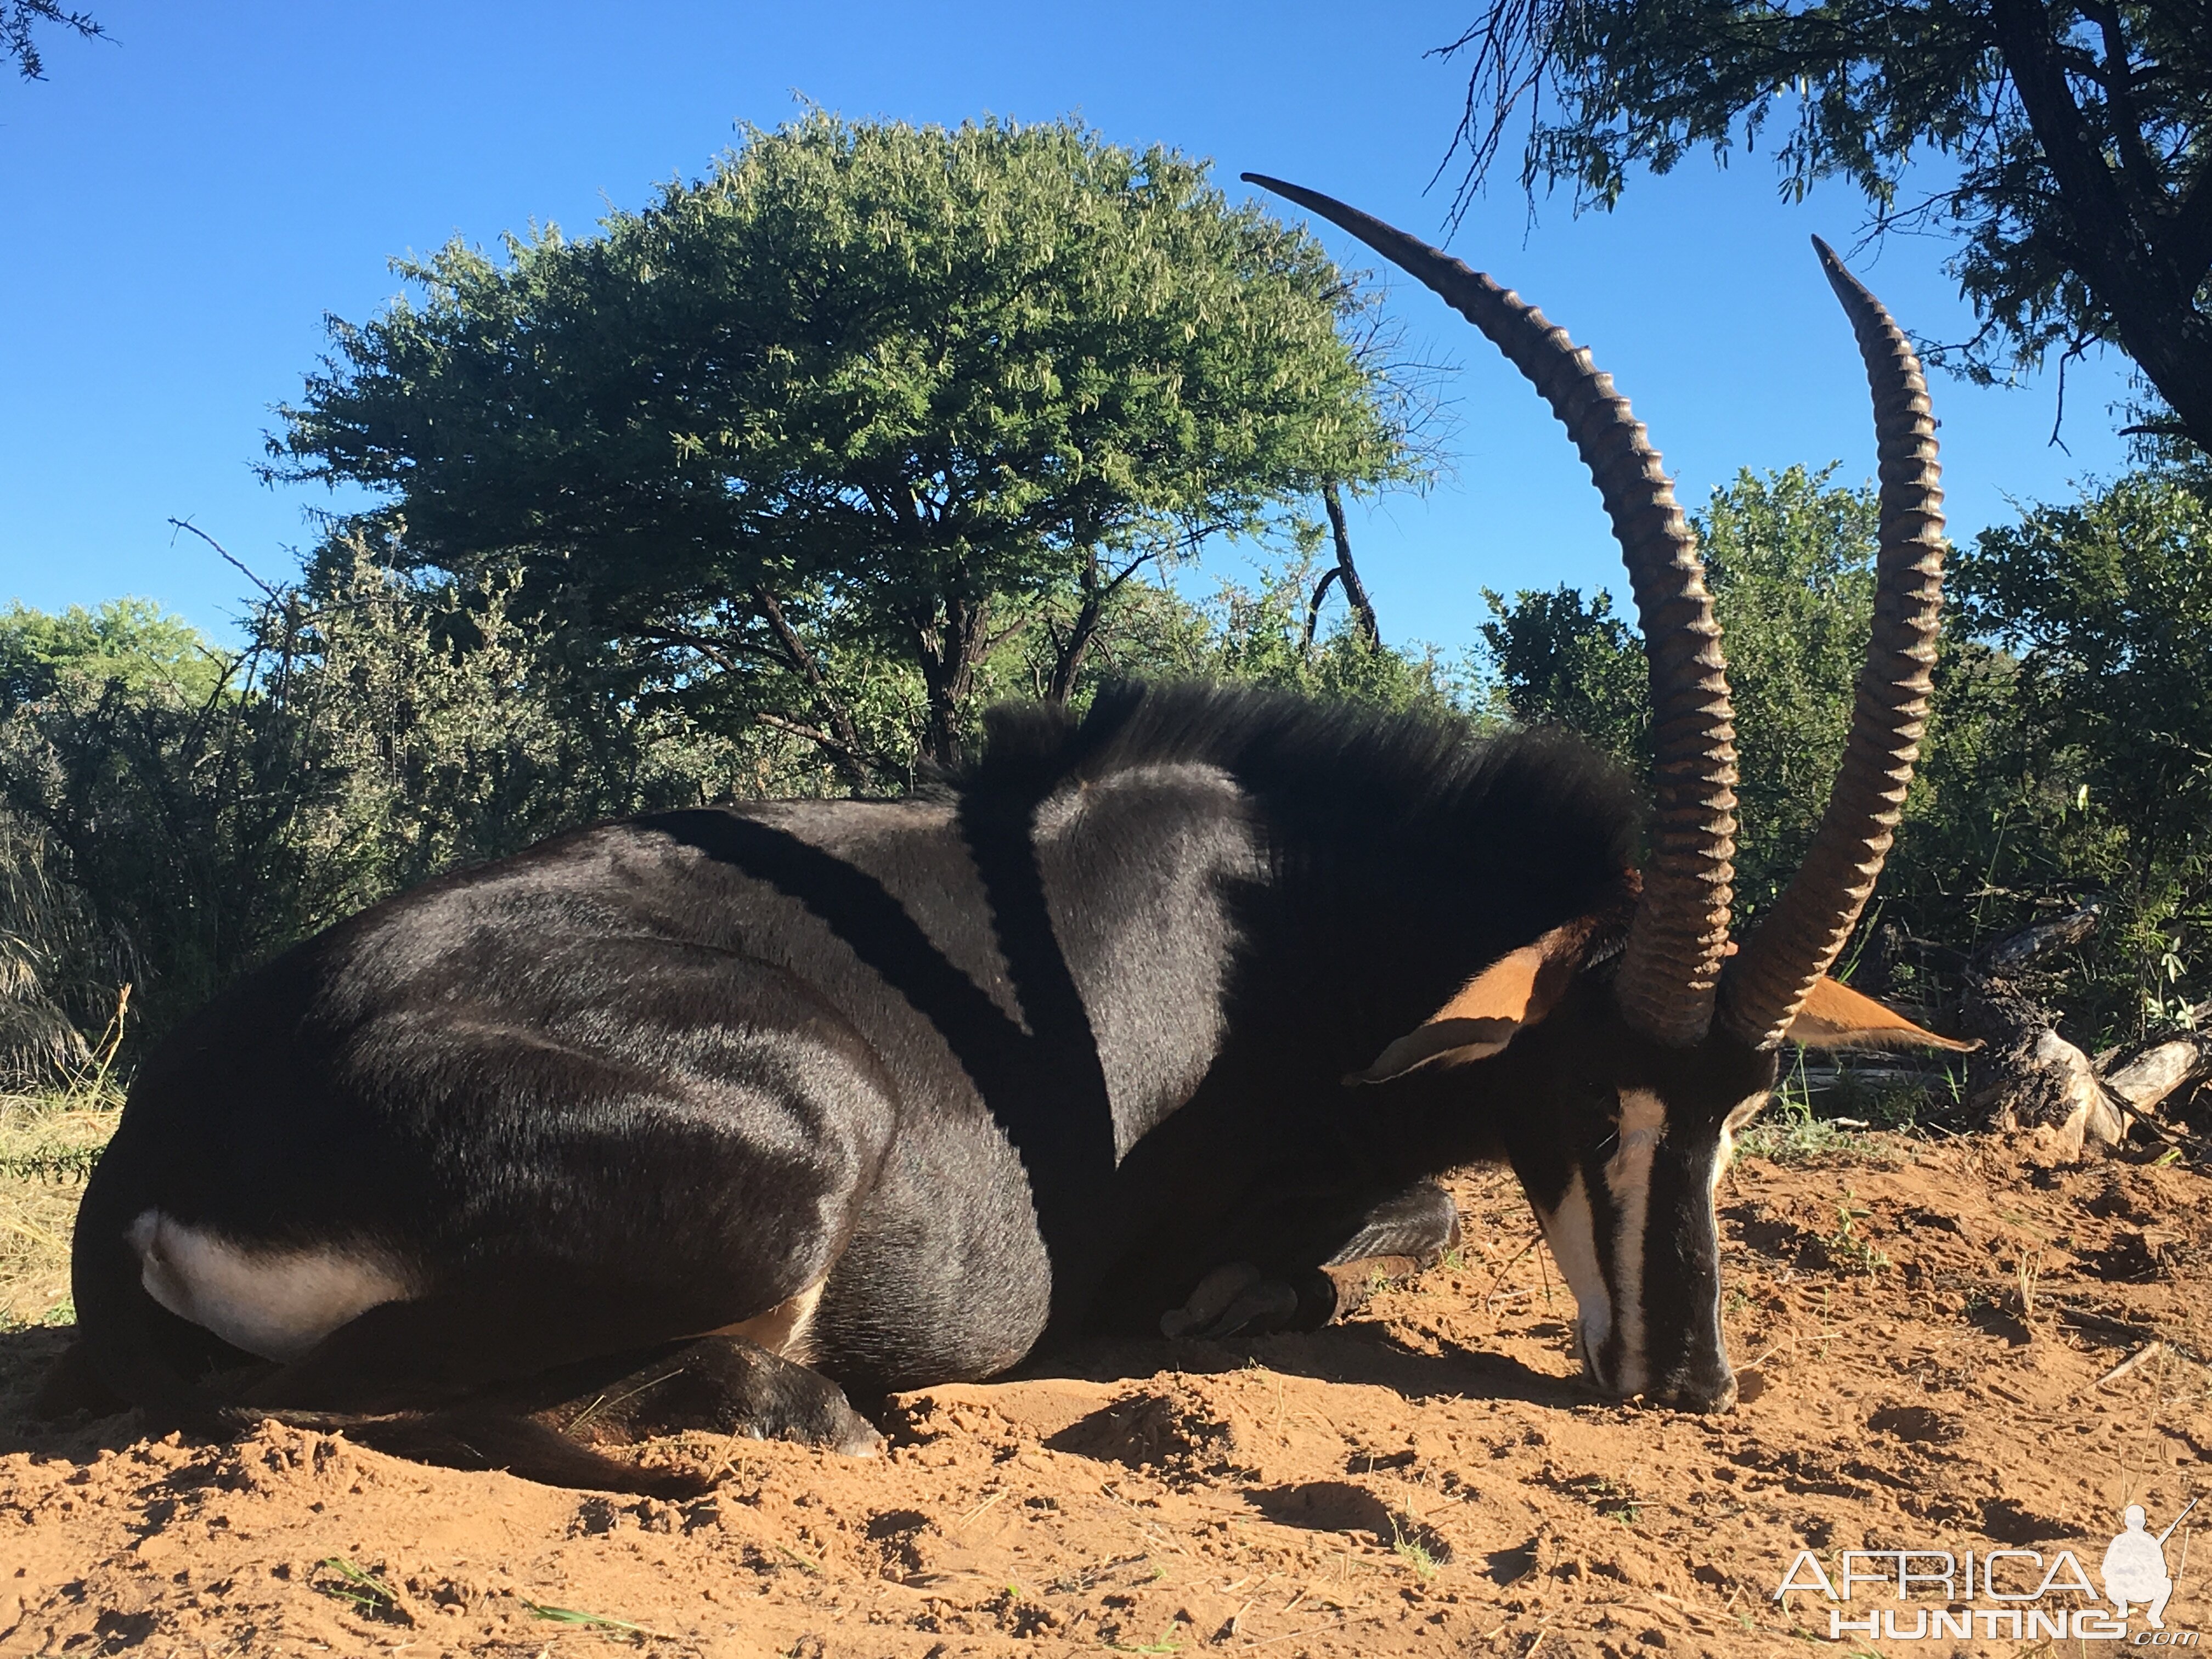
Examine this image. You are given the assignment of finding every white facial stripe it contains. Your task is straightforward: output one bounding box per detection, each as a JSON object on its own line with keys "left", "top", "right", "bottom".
{"left": 1533, "top": 1169, "right": 1610, "bottom": 1368}
{"left": 129, "top": 1209, "right": 412, "bottom": 1363}
{"left": 1602, "top": 1087, "right": 1666, "bottom": 1396}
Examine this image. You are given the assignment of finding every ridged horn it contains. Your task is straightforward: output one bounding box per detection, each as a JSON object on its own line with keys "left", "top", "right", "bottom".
{"left": 1717, "top": 238, "right": 1946, "bottom": 1048}
{"left": 1243, "top": 173, "right": 1736, "bottom": 1047}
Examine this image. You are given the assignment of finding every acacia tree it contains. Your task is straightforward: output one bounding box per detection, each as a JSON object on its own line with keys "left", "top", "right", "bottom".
{"left": 1439, "top": 3, "right": 2212, "bottom": 452}
{"left": 272, "top": 113, "right": 1420, "bottom": 776}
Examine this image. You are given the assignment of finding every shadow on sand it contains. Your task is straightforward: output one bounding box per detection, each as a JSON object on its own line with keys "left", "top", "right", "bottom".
{"left": 1014, "top": 1316, "right": 1597, "bottom": 1412}
{"left": 0, "top": 1323, "right": 145, "bottom": 1463}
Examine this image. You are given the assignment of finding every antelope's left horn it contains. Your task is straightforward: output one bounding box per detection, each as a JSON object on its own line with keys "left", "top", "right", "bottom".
{"left": 1717, "top": 238, "right": 1947, "bottom": 1048}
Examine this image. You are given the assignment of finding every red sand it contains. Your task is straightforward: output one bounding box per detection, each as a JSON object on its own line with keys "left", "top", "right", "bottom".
{"left": 5, "top": 1135, "right": 2207, "bottom": 1657}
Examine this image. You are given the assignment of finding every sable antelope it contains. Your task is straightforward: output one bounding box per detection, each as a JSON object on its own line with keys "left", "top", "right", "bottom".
{"left": 42, "top": 182, "right": 1969, "bottom": 1494}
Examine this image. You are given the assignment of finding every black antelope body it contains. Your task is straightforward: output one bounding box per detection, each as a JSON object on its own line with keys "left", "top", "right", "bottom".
{"left": 42, "top": 182, "right": 1971, "bottom": 1493}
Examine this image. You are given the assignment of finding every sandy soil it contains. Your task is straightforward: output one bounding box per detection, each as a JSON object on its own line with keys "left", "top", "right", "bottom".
{"left": 3, "top": 1132, "right": 2207, "bottom": 1658}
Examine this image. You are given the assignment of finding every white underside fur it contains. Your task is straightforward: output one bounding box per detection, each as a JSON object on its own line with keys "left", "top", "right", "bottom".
{"left": 128, "top": 1209, "right": 412, "bottom": 1363}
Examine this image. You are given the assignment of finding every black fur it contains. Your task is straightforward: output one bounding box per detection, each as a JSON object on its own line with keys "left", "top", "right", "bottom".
{"left": 65, "top": 681, "right": 1748, "bottom": 1482}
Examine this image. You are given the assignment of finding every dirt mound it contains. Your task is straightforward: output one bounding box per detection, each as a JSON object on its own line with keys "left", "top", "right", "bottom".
{"left": 4, "top": 1133, "right": 2208, "bottom": 1656}
{"left": 1041, "top": 1382, "right": 1252, "bottom": 1481}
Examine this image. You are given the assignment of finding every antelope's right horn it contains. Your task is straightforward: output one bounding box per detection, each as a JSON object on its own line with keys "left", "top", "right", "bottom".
{"left": 1242, "top": 173, "right": 1738, "bottom": 1047}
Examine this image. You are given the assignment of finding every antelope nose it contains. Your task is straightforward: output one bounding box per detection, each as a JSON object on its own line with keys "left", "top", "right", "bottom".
{"left": 1653, "top": 1365, "right": 1737, "bottom": 1414}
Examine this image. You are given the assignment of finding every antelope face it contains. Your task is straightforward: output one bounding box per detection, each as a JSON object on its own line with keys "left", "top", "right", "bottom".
{"left": 1498, "top": 1007, "right": 1778, "bottom": 1413}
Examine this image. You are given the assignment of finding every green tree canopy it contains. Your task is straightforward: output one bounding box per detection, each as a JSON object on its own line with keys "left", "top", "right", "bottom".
{"left": 1697, "top": 462, "right": 1879, "bottom": 909}
{"left": 1960, "top": 469, "right": 2212, "bottom": 864}
{"left": 1478, "top": 583, "right": 1646, "bottom": 761}
{"left": 1439, "top": 2, "right": 2212, "bottom": 453}
{"left": 0, "top": 599, "right": 228, "bottom": 709}
{"left": 271, "top": 111, "right": 1424, "bottom": 773}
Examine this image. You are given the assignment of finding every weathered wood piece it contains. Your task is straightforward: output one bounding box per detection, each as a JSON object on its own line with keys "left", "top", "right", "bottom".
{"left": 1961, "top": 904, "right": 2127, "bottom": 1159}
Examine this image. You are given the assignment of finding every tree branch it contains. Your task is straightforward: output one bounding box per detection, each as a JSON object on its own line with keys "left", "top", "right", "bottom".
{"left": 749, "top": 709, "right": 876, "bottom": 781}
{"left": 1303, "top": 567, "right": 1343, "bottom": 654}
{"left": 1319, "top": 480, "right": 1381, "bottom": 646}
{"left": 2161, "top": 158, "right": 2212, "bottom": 289}
{"left": 167, "top": 517, "right": 285, "bottom": 604}
{"left": 749, "top": 584, "right": 879, "bottom": 787}
{"left": 1988, "top": 0, "right": 2212, "bottom": 450}
{"left": 2079, "top": 0, "right": 2163, "bottom": 226}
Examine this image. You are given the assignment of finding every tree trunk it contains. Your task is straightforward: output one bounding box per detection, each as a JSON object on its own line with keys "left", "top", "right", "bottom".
{"left": 1045, "top": 554, "right": 1104, "bottom": 706}
{"left": 1962, "top": 975, "right": 2126, "bottom": 1158}
{"left": 1319, "top": 481, "right": 1381, "bottom": 646}
{"left": 1960, "top": 902, "right": 2128, "bottom": 1158}
{"left": 2100, "top": 1001, "right": 2212, "bottom": 1114}
{"left": 916, "top": 596, "right": 988, "bottom": 769}
{"left": 1988, "top": 0, "right": 2212, "bottom": 454}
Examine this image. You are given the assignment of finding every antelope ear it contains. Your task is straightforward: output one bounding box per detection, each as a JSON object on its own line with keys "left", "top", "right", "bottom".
{"left": 1350, "top": 917, "right": 1595, "bottom": 1085}
{"left": 1785, "top": 975, "right": 1979, "bottom": 1052}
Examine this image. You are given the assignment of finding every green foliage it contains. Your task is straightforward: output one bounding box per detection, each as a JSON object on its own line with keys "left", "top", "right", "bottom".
{"left": 0, "top": 597, "right": 226, "bottom": 1082}
{"left": 0, "top": 809, "right": 107, "bottom": 1087}
{"left": 1437, "top": 3, "right": 2212, "bottom": 451}
{"left": 1698, "top": 464, "right": 1878, "bottom": 912}
{"left": 1477, "top": 583, "right": 1646, "bottom": 763}
{"left": 1961, "top": 472, "right": 2212, "bottom": 862}
{"left": 1477, "top": 462, "right": 2210, "bottom": 1049}
{"left": 0, "top": 550, "right": 788, "bottom": 1056}
{"left": 1918, "top": 470, "right": 2212, "bottom": 1039}
{"left": 272, "top": 111, "right": 1425, "bottom": 770}
{"left": 1166, "top": 557, "right": 1464, "bottom": 713}
{"left": 0, "top": 598, "right": 228, "bottom": 708}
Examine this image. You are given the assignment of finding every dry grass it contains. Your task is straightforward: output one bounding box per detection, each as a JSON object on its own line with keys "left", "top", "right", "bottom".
{"left": 0, "top": 991, "right": 126, "bottom": 1328}
{"left": 0, "top": 1094, "right": 116, "bottom": 1327}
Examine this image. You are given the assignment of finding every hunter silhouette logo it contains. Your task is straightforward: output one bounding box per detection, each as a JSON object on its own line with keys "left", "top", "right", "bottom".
{"left": 1774, "top": 1496, "right": 2201, "bottom": 1643}
{"left": 2106, "top": 1499, "right": 2198, "bottom": 1630}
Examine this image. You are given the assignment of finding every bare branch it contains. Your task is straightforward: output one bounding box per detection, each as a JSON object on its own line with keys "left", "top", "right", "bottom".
{"left": 167, "top": 517, "right": 286, "bottom": 605}
{"left": 1303, "top": 567, "right": 1343, "bottom": 654}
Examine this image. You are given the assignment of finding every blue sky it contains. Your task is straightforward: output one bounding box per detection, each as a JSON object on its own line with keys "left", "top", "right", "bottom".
{"left": 1, "top": 0, "right": 2137, "bottom": 656}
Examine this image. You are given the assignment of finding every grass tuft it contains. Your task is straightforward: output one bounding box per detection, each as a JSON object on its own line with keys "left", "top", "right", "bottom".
{"left": 1389, "top": 1518, "right": 1441, "bottom": 1581}
{"left": 1107, "top": 1627, "right": 1183, "bottom": 1654}
{"left": 0, "top": 989, "right": 129, "bottom": 1325}
{"left": 0, "top": 1098, "right": 121, "bottom": 1328}
{"left": 311, "top": 1556, "right": 415, "bottom": 1626}
{"left": 524, "top": 1601, "right": 648, "bottom": 1632}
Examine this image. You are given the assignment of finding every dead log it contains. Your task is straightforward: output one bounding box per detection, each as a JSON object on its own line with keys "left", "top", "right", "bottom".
{"left": 1961, "top": 904, "right": 2128, "bottom": 1159}
{"left": 2103, "top": 1032, "right": 2212, "bottom": 1113}
{"left": 1977, "top": 901, "right": 2103, "bottom": 973}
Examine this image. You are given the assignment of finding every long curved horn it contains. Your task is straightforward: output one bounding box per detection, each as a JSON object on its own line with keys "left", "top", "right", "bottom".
{"left": 1717, "top": 239, "right": 1946, "bottom": 1048}
{"left": 1243, "top": 174, "right": 1736, "bottom": 1047}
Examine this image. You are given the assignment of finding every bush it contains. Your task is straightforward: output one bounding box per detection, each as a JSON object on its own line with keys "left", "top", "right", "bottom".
{"left": 1479, "top": 464, "right": 2212, "bottom": 1051}
{"left": 0, "top": 546, "right": 791, "bottom": 1058}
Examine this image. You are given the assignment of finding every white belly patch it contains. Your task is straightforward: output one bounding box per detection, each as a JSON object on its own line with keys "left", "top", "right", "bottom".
{"left": 128, "top": 1209, "right": 413, "bottom": 1363}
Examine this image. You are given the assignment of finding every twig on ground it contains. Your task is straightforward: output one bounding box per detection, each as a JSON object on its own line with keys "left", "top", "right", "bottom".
{"left": 2097, "top": 1342, "right": 2164, "bottom": 1387}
